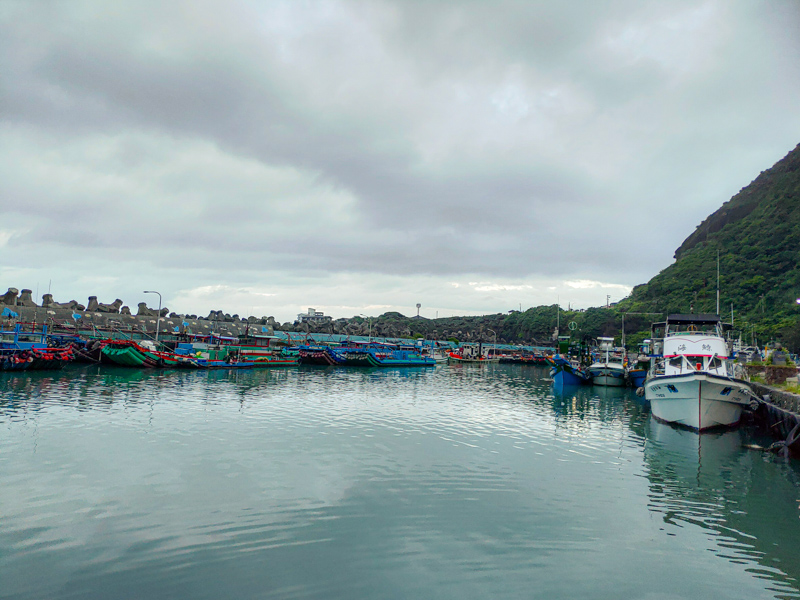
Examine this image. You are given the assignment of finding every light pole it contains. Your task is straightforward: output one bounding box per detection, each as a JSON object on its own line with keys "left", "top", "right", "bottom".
{"left": 360, "top": 314, "right": 372, "bottom": 343}
{"left": 487, "top": 328, "right": 497, "bottom": 358}
{"left": 143, "top": 290, "right": 162, "bottom": 345}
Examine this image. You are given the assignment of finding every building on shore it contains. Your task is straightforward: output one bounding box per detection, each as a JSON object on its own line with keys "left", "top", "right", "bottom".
{"left": 297, "top": 308, "right": 332, "bottom": 325}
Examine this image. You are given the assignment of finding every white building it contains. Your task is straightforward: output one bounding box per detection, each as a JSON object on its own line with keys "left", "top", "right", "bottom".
{"left": 297, "top": 308, "right": 332, "bottom": 325}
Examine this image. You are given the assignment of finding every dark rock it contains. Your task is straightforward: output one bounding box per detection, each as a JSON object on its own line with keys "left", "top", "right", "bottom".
{"left": 18, "top": 289, "right": 37, "bottom": 307}
{"left": 121, "top": 306, "right": 131, "bottom": 315}
{"left": 86, "top": 296, "right": 99, "bottom": 311}
{"left": 137, "top": 302, "right": 157, "bottom": 317}
{"left": 97, "top": 299, "right": 123, "bottom": 313}
{"left": 1, "top": 288, "right": 19, "bottom": 305}
{"left": 42, "top": 294, "right": 82, "bottom": 310}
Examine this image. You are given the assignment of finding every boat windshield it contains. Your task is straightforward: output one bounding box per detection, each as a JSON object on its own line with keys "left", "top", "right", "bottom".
{"left": 667, "top": 322, "right": 720, "bottom": 336}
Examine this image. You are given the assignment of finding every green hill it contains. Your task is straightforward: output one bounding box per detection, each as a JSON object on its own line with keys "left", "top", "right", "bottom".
{"left": 621, "top": 142, "right": 800, "bottom": 349}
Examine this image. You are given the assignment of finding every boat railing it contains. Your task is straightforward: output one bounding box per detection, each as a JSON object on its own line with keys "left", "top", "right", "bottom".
{"left": 650, "top": 357, "right": 666, "bottom": 377}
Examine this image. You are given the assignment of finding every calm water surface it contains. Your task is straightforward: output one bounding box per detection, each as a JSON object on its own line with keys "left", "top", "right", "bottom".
{"left": 1, "top": 365, "right": 799, "bottom": 599}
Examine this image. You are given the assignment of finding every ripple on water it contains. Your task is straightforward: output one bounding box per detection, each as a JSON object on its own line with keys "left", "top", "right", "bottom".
{"left": 1, "top": 365, "right": 799, "bottom": 600}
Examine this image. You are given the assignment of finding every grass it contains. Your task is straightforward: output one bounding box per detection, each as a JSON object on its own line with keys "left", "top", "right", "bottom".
{"left": 775, "top": 379, "right": 800, "bottom": 395}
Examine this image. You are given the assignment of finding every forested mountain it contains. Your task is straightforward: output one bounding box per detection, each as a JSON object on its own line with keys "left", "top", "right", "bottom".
{"left": 620, "top": 142, "right": 800, "bottom": 349}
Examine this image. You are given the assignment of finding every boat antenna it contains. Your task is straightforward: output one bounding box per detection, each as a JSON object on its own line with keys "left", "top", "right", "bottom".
{"left": 716, "top": 249, "right": 720, "bottom": 315}
{"left": 556, "top": 295, "right": 560, "bottom": 335}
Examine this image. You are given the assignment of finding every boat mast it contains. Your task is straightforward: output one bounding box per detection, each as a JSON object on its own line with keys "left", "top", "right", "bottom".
{"left": 556, "top": 296, "right": 560, "bottom": 335}
{"left": 716, "top": 249, "right": 720, "bottom": 315}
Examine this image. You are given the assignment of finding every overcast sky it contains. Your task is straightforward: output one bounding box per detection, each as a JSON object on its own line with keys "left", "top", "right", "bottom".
{"left": 2, "top": 1, "right": 799, "bottom": 322}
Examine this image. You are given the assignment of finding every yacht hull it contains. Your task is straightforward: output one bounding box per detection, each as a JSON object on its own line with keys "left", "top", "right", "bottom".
{"left": 644, "top": 373, "right": 752, "bottom": 430}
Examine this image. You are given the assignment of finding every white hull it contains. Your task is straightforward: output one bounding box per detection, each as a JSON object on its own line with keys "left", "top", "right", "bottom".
{"left": 644, "top": 373, "right": 752, "bottom": 430}
{"left": 592, "top": 373, "right": 626, "bottom": 387}
{"left": 588, "top": 364, "right": 627, "bottom": 387}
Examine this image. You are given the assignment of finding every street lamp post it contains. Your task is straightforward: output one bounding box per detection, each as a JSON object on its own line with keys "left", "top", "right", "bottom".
{"left": 360, "top": 314, "right": 372, "bottom": 343}
{"left": 486, "top": 328, "right": 497, "bottom": 358}
{"left": 143, "top": 290, "right": 162, "bottom": 345}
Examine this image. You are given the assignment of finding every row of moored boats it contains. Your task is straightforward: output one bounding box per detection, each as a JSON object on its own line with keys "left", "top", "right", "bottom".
{"left": 2, "top": 315, "right": 761, "bottom": 431}
{"left": 546, "top": 314, "right": 759, "bottom": 431}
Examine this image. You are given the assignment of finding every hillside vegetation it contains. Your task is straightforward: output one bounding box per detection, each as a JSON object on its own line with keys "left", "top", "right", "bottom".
{"left": 620, "top": 142, "right": 800, "bottom": 349}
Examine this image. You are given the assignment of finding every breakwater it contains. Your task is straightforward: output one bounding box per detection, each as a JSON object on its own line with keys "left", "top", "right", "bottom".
{"left": 3, "top": 303, "right": 273, "bottom": 339}
{"left": 0, "top": 286, "right": 551, "bottom": 346}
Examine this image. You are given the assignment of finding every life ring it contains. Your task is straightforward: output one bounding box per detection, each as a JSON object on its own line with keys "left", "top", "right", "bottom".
{"left": 687, "top": 325, "right": 697, "bottom": 332}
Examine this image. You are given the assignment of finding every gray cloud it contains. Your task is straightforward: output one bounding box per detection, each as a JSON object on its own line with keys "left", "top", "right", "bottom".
{"left": 1, "top": 0, "right": 799, "bottom": 320}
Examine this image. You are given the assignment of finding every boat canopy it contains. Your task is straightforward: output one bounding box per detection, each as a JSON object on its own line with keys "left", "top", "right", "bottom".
{"left": 666, "top": 314, "right": 720, "bottom": 324}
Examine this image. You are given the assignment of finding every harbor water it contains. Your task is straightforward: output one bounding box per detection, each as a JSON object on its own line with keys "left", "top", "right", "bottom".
{"left": 2, "top": 365, "right": 799, "bottom": 599}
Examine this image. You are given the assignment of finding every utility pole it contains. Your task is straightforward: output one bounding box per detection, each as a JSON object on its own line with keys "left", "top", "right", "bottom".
{"left": 556, "top": 295, "right": 560, "bottom": 335}
{"left": 143, "top": 290, "right": 162, "bottom": 345}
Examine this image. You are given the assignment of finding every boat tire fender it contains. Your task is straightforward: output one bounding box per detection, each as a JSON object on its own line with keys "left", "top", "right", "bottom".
{"left": 635, "top": 387, "right": 645, "bottom": 397}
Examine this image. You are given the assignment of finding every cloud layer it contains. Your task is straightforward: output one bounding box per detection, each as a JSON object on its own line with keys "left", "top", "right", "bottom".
{"left": 2, "top": 1, "right": 799, "bottom": 320}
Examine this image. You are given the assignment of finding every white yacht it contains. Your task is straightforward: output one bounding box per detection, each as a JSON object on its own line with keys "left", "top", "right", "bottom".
{"left": 644, "top": 314, "right": 754, "bottom": 431}
{"left": 587, "top": 337, "right": 627, "bottom": 387}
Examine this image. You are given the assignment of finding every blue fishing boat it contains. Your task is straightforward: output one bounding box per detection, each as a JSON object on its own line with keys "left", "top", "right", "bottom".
{"left": 368, "top": 344, "right": 435, "bottom": 367}
{"left": 628, "top": 340, "right": 652, "bottom": 389}
{"left": 546, "top": 335, "right": 590, "bottom": 386}
{"left": 337, "top": 343, "right": 436, "bottom": 367}
{"left": 547, "top": 354, "right": 591, "bottom": 386}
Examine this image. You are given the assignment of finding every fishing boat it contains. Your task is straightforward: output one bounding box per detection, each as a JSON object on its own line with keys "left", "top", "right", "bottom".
{"left": 628, "top": 339, "right": 652, "bottom": 389}
{"left": 369, "top": 345, "right": 435, "bottom": 367}
{"left": 546, "top": 354, "right": 591, "bottom": 386}
{"left": 587, "top": 337, "right": 627, "bottom": 387}
{"left": 546, "top": 336, "right": 591, "bottom": 386}
{"left": 336, "top": 343, "right": 436, "bottom": 367}
{"left": 0, "top": 324, "right": 74, "bottom": 371}
{"left": 499, "top": 352, "right": 548, "bottom": 365}
{"left": 447, "top": 343, "right": 500, "bottom": 364}
{"left": 419, "top": 345, "right": 450, "bottom": 364}
{"left": 297, "top": 345, "right": 346, "bottom": 366}
{"left": 173, "top": 339, "right": 298, "bottom": 368}
{"left": 101, "top": 339, "right": 197, "bottom": 368}
{"left": 643, "top": 314, "right": 754, "bottom": 431}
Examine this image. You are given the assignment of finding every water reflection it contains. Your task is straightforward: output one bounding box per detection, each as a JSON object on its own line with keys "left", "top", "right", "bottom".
{"left": 643, "top": 419, "right": 800, "bottom": 597}
{"left": 2, "top": 365, "right": 800, "bottom": 600}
